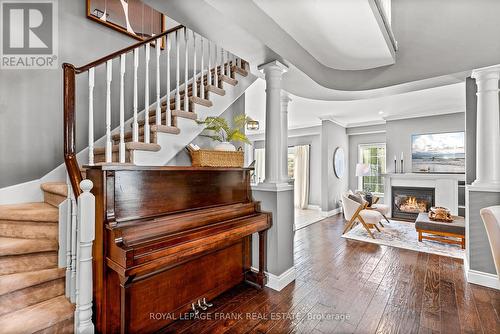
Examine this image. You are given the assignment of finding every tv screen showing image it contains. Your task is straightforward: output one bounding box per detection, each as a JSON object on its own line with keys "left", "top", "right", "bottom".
{"left": 411, "top": 132, "right": 465, "bottom": 173}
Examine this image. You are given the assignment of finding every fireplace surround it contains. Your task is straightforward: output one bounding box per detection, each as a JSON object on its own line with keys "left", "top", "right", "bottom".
{"left": 392, "top": 186, "right": 435, "bottom": 221}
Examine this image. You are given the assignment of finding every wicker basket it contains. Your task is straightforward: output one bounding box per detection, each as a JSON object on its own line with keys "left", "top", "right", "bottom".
{"left": 189, "top": 149, "right": 244, "bottom": 168}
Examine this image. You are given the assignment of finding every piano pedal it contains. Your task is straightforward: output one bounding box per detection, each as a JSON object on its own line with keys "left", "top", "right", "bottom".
{"left": 202, "top": 297, "right": 213, "bottom": 308}
{"left": 197, "top": 299, "right": 207, "bottom": 311}
{"left": 191, "top": 302, "right": 200, "bottom": 316}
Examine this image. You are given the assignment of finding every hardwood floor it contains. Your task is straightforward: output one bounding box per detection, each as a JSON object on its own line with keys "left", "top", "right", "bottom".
{"left": 160, "top": 214, "right": 500, "bottom": 334}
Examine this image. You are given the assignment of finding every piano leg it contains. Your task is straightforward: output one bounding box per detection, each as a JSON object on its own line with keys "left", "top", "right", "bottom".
{"left": 257, "top": 230, "right": 267, "bottom": 288}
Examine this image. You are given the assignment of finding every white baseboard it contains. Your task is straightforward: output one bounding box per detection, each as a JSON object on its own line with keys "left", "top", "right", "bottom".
{"left": 321, "top": 207, "right": 342, "bottom": 217}
{"left": 250, "top": 266, "right": 296, "bottom": 291}
{"left": 464, "top": 256, "right": 500, "bottom": 290}
{"left": 306, "top": 204, "right": 321, "bottom": 211}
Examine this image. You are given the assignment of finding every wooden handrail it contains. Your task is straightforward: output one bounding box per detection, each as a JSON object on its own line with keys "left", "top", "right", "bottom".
{"left": 63, "top": 25, "right": 184, "bottom": 197}
{"left": 75, "top": 25, "right": 184, "bottom": 73}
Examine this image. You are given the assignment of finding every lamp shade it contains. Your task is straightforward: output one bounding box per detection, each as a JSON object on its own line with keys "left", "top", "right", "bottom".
{"left": 355, "top": 163, "right": 372, "bottom": 177}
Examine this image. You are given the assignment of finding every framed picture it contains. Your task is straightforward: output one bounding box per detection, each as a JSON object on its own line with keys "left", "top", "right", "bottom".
{"left": 411, "top": 131, "right": 465, "bottom": 173}
{"left": 87, "top": 0, "right": 166, "bottom": 42}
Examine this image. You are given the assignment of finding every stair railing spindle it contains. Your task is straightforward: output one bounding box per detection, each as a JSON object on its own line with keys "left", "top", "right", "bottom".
{"left": 192, "top": 32, "right": 197, "bottom": 98}
{"left": 88, "top": 68, "right": 94, "bottom": 165}
{"left": 132, "top": 49, "right": 139, "bottom": 142}
{"left": 221, "top": 48, "right": 226, "bottom": 76}
{"left": 119, "top": 54, "right": 126, "bottom": 163}
{"left": 175, "top": 30, "right": 180, "bottom": 110}
{"left": 144, "top": 43, "right": 151, "bottom": 143}
{"left": 213, "top": 44, "right": 219, "bottom": 88}
{"left": 207, "top": 40, "right": 212, "bottom": 87}
{"left": 200, "top": 38, "right": 205, "bottom": 100}
{"left": 105, "top": 60, "right": 113, "bottom": 163}
{"left": 184, "top": 28, "right": 189, "bottom": 111}
{"left": 155, "top": 38, "right": 161, "bottom": 127}
{"left": 166, "top": 35, "right": 171, "bottom": 126}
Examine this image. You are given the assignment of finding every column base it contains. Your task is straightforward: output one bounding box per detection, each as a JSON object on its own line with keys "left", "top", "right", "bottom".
{"left": 470, "top": 180, "right": 500, "bottom": 192}
{"left": 252, "top": 182, "right": 293, "bottom": 192}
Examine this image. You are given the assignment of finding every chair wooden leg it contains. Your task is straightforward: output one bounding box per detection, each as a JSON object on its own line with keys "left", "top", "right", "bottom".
{"left": 358, "top": 217, "right": 375, "bottom": 239}
{"left": 418, "top": 230, "right": 422, "bottom": 242}
{"left": 343, "top": 217, "right": 356, "bottom": 234}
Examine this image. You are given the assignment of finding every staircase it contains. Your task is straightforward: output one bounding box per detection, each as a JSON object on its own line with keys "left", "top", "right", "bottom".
{"left": 0, "top": 182, "right": 74, "bottom": 333}
{"left": 0, "top": 24, "right": 256, "bottom": 334}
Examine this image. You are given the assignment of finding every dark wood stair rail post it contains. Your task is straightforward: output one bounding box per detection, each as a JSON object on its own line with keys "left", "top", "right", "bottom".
{"left": 62, "top": 25, "right": 185, "bottom": 198}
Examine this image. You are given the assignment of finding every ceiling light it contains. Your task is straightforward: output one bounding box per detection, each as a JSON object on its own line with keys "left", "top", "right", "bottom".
{"left": 378, "top": 111, "right": 384, "bottom": 115}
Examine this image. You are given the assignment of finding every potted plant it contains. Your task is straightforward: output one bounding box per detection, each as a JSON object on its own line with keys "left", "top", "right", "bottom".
{"left": 196, "top": 115, "right": 253, "bottom": 151}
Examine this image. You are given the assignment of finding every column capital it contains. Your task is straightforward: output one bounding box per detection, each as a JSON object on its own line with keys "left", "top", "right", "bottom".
{"left": 471, "top": 65, "right": 500, "bottom": 81}
{"left": 258, "top": 60, "right": 289, "bottom": 75}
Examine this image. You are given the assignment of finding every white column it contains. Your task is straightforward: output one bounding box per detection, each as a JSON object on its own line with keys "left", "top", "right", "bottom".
{"left": 471, "top": 66, "right": 500, "bottom": 189}
{"left": 257, "top": 60, "right": 289, "bottom": 184}
{"left": 280, "top": 92, "right": 292, "bottom": 182}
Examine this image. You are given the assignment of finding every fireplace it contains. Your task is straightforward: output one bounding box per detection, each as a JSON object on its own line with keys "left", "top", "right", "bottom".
{"left": 392, "top": 186, "right": 435, "bottom": 221}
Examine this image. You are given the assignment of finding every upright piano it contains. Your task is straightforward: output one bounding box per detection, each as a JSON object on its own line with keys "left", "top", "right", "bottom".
{"left": 85, "top": 166, "right": 271, "bottom": 334}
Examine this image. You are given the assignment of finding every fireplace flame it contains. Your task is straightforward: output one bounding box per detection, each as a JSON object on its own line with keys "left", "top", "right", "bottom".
{"left": 399, "top": 196, "right": 428, "bottom": 213}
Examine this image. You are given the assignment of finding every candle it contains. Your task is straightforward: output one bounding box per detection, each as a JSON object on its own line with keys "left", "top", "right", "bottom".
{"left": 400, "top": 152, "right": 404, "bottom": 160}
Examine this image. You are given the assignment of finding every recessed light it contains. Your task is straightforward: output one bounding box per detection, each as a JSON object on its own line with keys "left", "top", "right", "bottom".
{"left": 378, "top": 111, "right": 384, "bottom": 115}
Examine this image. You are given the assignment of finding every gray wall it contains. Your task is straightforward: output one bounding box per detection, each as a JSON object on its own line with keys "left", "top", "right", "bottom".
{"left": 321, "top": 120, "right": 349, "bottom": 212}
{"left": 348, "top": 132, "right": 387, "bottom": 192}
{"left": 254, "top": 131, "right": 321, "bottom": 207}
{"left": 168, "top": 94, "right": 246, "bottom": 165}
{"left": 467, "top": 190, "right": 500, "bottom": 275}
{"left": 386, "top": 113, "right": 465, "bottom": 173}
{"left": 0, "top": 1, "right": 191, "bottom": 188}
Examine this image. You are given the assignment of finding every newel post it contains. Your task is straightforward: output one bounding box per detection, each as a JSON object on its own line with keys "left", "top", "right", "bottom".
{"left": 76, "top": 180, "right": 95, "bottom": 334}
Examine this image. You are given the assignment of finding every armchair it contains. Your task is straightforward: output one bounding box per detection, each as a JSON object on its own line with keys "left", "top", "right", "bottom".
{"left": 480, "top": 206, "right": 500, "bottom": 278}
{"left": 342, "top": 193, "right": 384, "bottom": 239}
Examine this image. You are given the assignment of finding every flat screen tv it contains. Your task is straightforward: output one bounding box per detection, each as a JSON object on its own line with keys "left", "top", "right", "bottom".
{"left": 411, "top": 131, "right": 465, "bottom": 173}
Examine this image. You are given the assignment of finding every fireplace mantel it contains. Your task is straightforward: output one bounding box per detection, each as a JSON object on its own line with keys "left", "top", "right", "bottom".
{"left": 383, "top": 173, "right": 465, "bottom": 217}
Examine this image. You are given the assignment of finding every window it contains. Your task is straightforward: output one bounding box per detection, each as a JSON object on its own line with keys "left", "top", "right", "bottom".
{"left": 358, "top": 143, "right": 386, "bottom": 194}
{"left": 288, "top": 147, "right": 296, "bottom": 179}
{"left": 253, "top": 146, "right": 301, "bottom": 182}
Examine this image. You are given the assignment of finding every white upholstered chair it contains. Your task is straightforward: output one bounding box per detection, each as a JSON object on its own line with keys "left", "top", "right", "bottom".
{"left": 480, "top": 206, "right": 500, "bottom": 278}
{"left": 342, "top": 193, "right": 383, "bottom": 239}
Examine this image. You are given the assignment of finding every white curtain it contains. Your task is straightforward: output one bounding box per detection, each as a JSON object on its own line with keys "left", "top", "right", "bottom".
{"left": 294, "top": 145, "right": 310, "bottom": 209}
{"left": 254, "top": 148, "right": 266, "bottom": 183}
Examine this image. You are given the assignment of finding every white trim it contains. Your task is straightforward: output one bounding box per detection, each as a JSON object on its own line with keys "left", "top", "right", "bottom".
{"left": 263, "top": 266, "right": 296, "bottom": 291}
{"left": 251, "top": 183, "right": 294, "bottom": 192}
{"left": 307, "top": 204, "right": 321, "bottom": 210}
{"left": 347, "top": 130, "right": 386, "bottom": 136}
{"left": 321, "top": 207, "right": 342, "bottom": 217}
{"left": 0, "top": 179, "right": 43, "bottom": 205}
{"left": 381, "top": 108, "right": 463, "bottom": 122}
{"left": 345, "top": 120, "right": 386, "bottom": 128}
{"left": 467, "top": 184, "right": 500, "bottom": 193}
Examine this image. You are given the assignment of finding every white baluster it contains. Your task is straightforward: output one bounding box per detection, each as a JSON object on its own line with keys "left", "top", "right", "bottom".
{"left": 200, "top": 38, "right": 205, "bottom": 100}
{"left": 144, "top": 43, "right": 151, "bottom": 143}
{"left": 221, "top": 48, "right": 226, "bottom": 76}
{"left": 184, "top": 28, "right": 189, "bottom": 112}
{"left": 88, "top": 68, "right": 94, "bottom": 165}
{"left": 105, "top": 60, "right": 112, "bottom": 163}
{"left": 70, "top": 191, "right": 77, "bottom": 303}
{"left": 213, "top": 44, "right": 218, "bottom": 89}
{"left": 192, "top": 32, "right": 197, "bottom": 98}
{"left": 155, "top": 37, "right": 161, "bottom": 127}
{"left": 132, "top": 49, "right": 139, "bottom": 142}
{"left": 166, "top": 35, "right": 171, "bottom": 126}
{"left": 207, "top": 40, "right": 212, "bottom": 88}
{"left": 76, "top": 180, "right": 95, "bottom": 334}
{"left": 119, "top": 55, "right": 126, "bottom": 163}
{"left": 175, "top": 30, "right": 180, "bottom": 110}
{"left": 65, "top": 177, "right": 72, "bottom": 298}
{"left": 227, "top": 51, "right": 231, "bottom": 77}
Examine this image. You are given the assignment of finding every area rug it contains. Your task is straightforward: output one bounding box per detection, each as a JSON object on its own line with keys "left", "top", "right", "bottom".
{"left": 342, "top": 220, "right": 464, "bottom": 259}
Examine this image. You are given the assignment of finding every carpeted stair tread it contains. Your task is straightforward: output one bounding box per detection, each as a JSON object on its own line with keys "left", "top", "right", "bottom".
{"left": 0, "top": 203, "right": 58, "bottom": 223}
{"left": 0, "top": 295, "right": 74, "bottom": 334}
{"left": 0, "top": 268, "right": 65, "bottom": 296}
{"left": 40, "top": 182, "right": 67, "bottom": 198}
{"left": 0, "top": 237, "right": 58, "bottom": 256}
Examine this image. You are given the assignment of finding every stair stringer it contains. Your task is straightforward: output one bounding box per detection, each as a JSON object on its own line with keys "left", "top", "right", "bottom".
{"left": 133, "top": 71, "right": 257, "bottom": 166}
